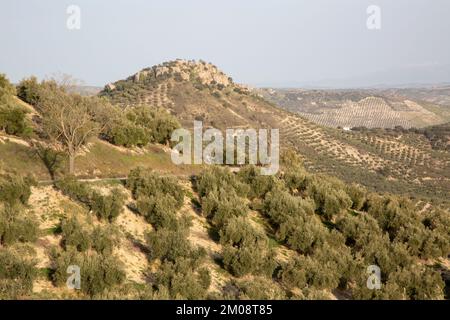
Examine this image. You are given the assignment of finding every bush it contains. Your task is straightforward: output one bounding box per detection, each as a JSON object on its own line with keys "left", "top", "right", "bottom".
{"left": 91, "top": 226, "right": 119, "bottom": 255}
{"left": 195, "top": 166, "right": 249, "bottom": 198}
{"left": 146, "top": 228, "right": 204, "bottom": 262}
{"left": 237, "top": 165, "right": 280, "bottom": 199}
{"left": 279, "top": 255, "right": 340, "bottom": 291}
{"left": 136, "top": 195, "right": 180, "bottom": 230}
{"left": 90, "top": 189, "right": 124, "bottom": 222}
{"left": 127, "top": 168, "right": 184, "bottom": 209}
{"left": 0, "top": 247, "right": 36, "bottom": 299}
{"left": 0, "top": 174, "right": 33, "bottom": 206}
{"left": 56, "top": 177, "right": 125, "bottom": 222}
{"left": 16, "top": 76, "right": 41, "bottom": 106}
{"left": 60, "top": 216, "right": 91, "bottom": 252}
{"left": 306, "top": 179, "right": 352, "bottom": 220}
{"left": 201, "top": 188, "right": 248, "bottom": 228}
{"left": 52, "top": 248, "right": 125, "bottom": 297}
{"left": 263, "top": 190, "right": 315, "bottom": 225}
{"left": 0, "top": 106, "right": 32, "bottom": 137}
{"left": 104, "top": 106, "right": 180, "bottom": 147}
{"left": 276, "top": 215, "right": 327, "bottom": 254}
{"left": 0, "top": 206, "right": 38, "bottom": 246}
{"left": 55, "top": 176, "right": 91, "bottom": 205}
{"left": 105, "top": 120, "right": 150, "bottom": 147}
{"left": 153, "top": 258, "right": 210, "bottom": 299}
{"left": 220, "top": 217, "right": 276, "bottom": 277}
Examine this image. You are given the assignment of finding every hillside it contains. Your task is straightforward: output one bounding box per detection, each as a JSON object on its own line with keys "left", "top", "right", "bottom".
{"left": 257, "top": 88, "right": 450, "bottom": 129}
{"left": 1, "top": 64, "right": 449, "bottom": 301}
{"left": 99, "top": 60, "right": 450, "bottom": 203}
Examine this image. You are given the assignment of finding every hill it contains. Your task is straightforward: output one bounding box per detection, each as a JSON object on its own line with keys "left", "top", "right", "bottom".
{"left": 99, "top": 60, "right": 450, "bottom": 203}
{"left": 0, "top": 65, "right": 449, "bottom": 300}
{"left": 257, "top": 88, "right": 450, "bottom": 129}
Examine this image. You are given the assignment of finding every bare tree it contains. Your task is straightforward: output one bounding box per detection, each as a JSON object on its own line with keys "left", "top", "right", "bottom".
{"left": 38, "top": 85, "right": 98, "bottom": 175}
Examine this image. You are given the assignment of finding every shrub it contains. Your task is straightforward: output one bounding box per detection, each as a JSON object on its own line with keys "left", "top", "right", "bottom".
{"left": 0, "top": 174, "right": 33, "bottom": 206}
{"left": 105, "top": 120, "right": 150, "bottom": 147}
{"left": 195, "top": 166, "right": 249, "bottom": 198}
{"left": 0, "top": 247, "right": 36, "bottom": 299}
{"left": 237, "top": 165, "right": 280, "bottom": 199}
{"left": 153, "top": 258, "right": 210, "bottom": 299}
{"left": 55, "top": 176, "right": 91, "bottom": 205}
{"left": 306, "top": 180, "right": 352, "bottom": 220}
{"left": 52, "top": 248, "right": 125, "bottom": 297}
{"left": 127, "top": 168, "right": 184, "bottom": 209}
{"left": 201, "top": 188, "right": 248, "bottom": 228}
{"left": 146, "top": 228, "right": 204, "bottom": 262}
{"left": 276, "top": 215, "right": 327, "bottom": 254}
{"left": 91, "top": 226, "right": 119, "bottom": 255}
{"left": 221, "top": 217, "right": 276, "bottom": 277}
{"left": 263, "top": 190, "right": 315, "bottom": 225}
{"left": 279, "top": 255, "right": 340, "bottom": 291}
{"left": 136, "top": 195, "right": 180, "bottom": 230}
{"left": 56, "top": 177, "right": 125, "bottom": 222}
{"left": 60, "top": 216, "right": 91, "bottom": 252}
{"left": 0, "top": 206, "right": 38, "bottom": 246}
{"left": 0, "top": 106, "right": 32, "bottom": 137}
{"left": 16, "top": 76, "right": 41, "bottom": 106}
{"left": 90, "top": 189, "right": 125, "bottom": 222}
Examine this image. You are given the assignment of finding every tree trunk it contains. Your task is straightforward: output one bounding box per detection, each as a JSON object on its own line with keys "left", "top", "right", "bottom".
{"left": 69, "top": 153, "right": 75, "bottom": 175}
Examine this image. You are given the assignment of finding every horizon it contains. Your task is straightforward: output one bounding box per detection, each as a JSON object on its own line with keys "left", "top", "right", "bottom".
{"left": 1, "top": 0, "right": 450, "bottom": 88}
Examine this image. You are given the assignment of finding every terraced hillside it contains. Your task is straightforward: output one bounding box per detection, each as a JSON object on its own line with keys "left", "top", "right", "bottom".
{"left": 100, "top": 60, "right": 450, "bottom": 203}
{"left": 258, "top": 88, "right": 450, "bottom": 129}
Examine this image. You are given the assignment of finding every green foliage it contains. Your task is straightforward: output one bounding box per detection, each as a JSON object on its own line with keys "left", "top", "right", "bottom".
{"left": 127, "top": 168, "right": 184, "bottom": 208}
{"left": 276, "top": 215, "right": 328, "bottom": 254}
{"left": 60, "top": 216, "right": 118, "bottom": 254}
{"left": 0, "top": 247, "right": 36, "bottom": 299}
{"left": 0, "top": 205, "right": 39, "bottom": 246}
{"left": 263, "top": 190, "right": 315, "bottom": 225}
{"left": 16, "top": 76, "right": 41, "bottom": 106}
{"left": 220, "top": 216, "right": 276, "bottom": 277}
{"left": 55, "top": 176, "right": 125, "bottom": 222}
{"left": 0, "top": 105, "right": 32, "bottom": 137}
{"left": 90, "top": 189, "right": 125, "bottom": 222}
{"left": 52, "top": 248, "right": 125, "bottom": 297}
{"left": 237, "top": 165, "right": 280, "bottom": 199}
{"left": 55, "top": 176, "right": 91, "bottom": 205}
{"left": 146, "top": 228, "right": 203, "bottom": 262}
{"left": 104, "top": 106, "right": 180, "bottom": 147}
{"left": 0, "top": 173, "right": 33, "bottom": 206}
{"left": 201, "top": 188, "right": 248, "bottom": 228}
{"left": 195, "top": 166, "right": 249, "bottom": 198}
{"left": 136, "top": 195, "right": 180, "bottom": 230}
{"left": 60, "top": 216, "right": 91, "bottom": 252}
{"left": 305, "top": 177, "right": 352, "bottom": 220}
{"left": 153, "top": 258, "right": 210, "bottom": 299}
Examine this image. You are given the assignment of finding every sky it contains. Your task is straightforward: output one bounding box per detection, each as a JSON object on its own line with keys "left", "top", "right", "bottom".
{"left": 1, "top": 0, "right": 450, "bottom": 88}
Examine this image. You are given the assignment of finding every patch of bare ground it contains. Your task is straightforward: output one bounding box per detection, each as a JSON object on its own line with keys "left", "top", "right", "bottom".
{"left": 114, "top": 187, "right": 152, "bottom": 283}
{"left": 180, "top": 181, "right": 231, "bottom": 293}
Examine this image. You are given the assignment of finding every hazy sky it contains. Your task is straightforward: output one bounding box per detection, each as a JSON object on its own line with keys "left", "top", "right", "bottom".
{"left": 1, "top": 0, "right": 450, "bottom": 87}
